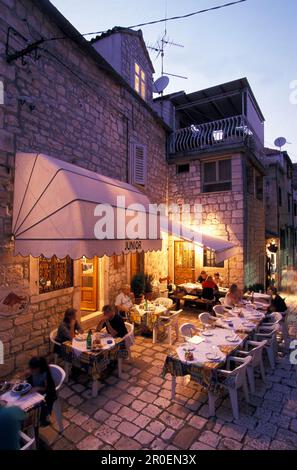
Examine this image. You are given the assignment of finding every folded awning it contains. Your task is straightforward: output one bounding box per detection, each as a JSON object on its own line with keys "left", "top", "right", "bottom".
{"left": 12, "top": 153, "right": 162, "bottom": 259}
{"left": 162, "top": 219, "right": 238, "bottom": 263}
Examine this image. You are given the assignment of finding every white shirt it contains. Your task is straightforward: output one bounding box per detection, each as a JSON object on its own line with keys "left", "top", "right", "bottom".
{"left": 115, "top": 292, "right": 133, "bottom": 310}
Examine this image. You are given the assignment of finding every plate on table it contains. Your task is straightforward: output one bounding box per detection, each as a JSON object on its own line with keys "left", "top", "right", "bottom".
{"left": 11, "top": 382, "right": 32, "bottom": 396}
{"left": 225, "top": 334, "right": 240, "bottom": 343}
{"left": 205, "top": 351, "right": 222, "bottom": 362}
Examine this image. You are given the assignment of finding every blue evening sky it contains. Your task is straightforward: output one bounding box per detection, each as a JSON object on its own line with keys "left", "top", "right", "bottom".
{"left": 52, "top": 0, "right": 297, "bottom": 160}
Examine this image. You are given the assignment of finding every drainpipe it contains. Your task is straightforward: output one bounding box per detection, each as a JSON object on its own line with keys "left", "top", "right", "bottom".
{"left": 242, "top": 153, "right": 249, "bottom": 288}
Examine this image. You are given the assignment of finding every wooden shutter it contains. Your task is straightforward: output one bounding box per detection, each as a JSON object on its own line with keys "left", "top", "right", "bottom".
{"left": 133, "top": 144, "right": 147, "bottom": 185}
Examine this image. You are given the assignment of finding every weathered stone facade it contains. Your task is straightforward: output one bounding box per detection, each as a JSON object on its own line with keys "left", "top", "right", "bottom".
{"left": 168, "top": 152, "right": 265, "bottom": 289}
{"left": 0, "top": 0, "right": 168, "bottom": 377}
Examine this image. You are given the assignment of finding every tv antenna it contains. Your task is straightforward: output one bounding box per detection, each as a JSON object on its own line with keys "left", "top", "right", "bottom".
{"left": 148, "top": 1, "right": 187, "bottom": 80}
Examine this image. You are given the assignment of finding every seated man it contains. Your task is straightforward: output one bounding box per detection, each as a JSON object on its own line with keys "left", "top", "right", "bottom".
{"left": 197, "top": 270, "right": 207, "bottom": 283}
{"left": 96, "top": 304, "right": 128, "bottom": 338}
{"left": 115, "top": 284, "right": 134, "bottom": 319}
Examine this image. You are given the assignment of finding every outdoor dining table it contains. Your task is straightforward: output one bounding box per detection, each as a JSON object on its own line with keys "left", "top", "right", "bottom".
{"left": 0, "top": 389, "right": 44, "bottom": 445}
{"left": 130, "top": 303, "right": 168, "bottom": 342}
{"left": 60, "top": 333, "right": 127, "bottom": 397}
{"left": 178, "top": 282, "right": 229, "bottom": 296}
{"left": 162, "top": 307, "right": 265, "bottom": 416}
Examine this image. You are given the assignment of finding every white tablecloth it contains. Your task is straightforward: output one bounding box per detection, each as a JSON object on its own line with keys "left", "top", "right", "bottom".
{"left": 1, "top": 390, "right": 44, "bottom": 412}
{"left": 176, "top": 329, "right": 243, "bottom": 366}
{"left": 72, "top": 334, "right": 115, "bottom": 354}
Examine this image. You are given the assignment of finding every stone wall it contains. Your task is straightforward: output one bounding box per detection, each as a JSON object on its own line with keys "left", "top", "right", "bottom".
{"left": 168, "top": 154, "right": 245, "bottom": 288}
{"left": 0, "top": 0, "right": 168, "bottom": 376}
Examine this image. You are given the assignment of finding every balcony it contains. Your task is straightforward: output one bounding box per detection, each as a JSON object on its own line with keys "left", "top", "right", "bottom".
{"left": 168, "top": 115, "right": 255, "bottom": 157}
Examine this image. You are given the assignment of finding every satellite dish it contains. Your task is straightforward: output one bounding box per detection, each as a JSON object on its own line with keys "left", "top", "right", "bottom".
{"left": 274, "top": 137, "right": 287, "bottom": 149}
{"left": 153, "top": 75, "right": 170, "bottom": 94}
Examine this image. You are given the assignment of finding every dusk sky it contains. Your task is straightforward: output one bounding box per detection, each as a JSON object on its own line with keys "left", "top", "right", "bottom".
{"left": 52, "top": 0, "right": 297, "bottom": 161}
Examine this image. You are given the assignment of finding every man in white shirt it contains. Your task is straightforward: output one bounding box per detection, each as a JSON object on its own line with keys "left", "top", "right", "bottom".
{"left": 115, "top": 284, "right": 134, "bottom": 318}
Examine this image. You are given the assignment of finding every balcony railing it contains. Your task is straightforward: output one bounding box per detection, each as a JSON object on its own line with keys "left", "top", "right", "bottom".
{"left": 169, "top": 115, "right": 254, "bottom": 155}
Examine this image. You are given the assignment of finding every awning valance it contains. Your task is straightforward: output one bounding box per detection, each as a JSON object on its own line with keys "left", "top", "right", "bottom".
{"left": 162, "top": 219, "right": 238, "bottom": 263}
{"left": 12, "top": 153, "right": 162, "bottom": 259}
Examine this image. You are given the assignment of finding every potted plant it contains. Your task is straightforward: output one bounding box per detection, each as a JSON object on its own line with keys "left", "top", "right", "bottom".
{"left": 144, "top": 273, "right": 154, "bottom": 301}
{"left": 131, "top": 273, "right": 145, "bottom": 304}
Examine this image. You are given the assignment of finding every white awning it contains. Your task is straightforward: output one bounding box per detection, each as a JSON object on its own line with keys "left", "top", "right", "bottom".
{"left": 12, "top": 153, "right": 161, "bottom": 259}
{"left": 162, "top": 219, "right": 238, "bottom": 263}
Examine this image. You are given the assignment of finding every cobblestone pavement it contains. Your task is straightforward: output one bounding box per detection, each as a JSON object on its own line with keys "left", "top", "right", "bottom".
{"left": 41, "top": 299, "right": 297, "bottom": 451}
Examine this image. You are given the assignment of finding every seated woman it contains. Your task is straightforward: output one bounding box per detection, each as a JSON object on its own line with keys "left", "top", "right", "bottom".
{"left": 55, "top": 308, "right": 83, "bottom": 353}
{"left": 224, "top": 284, "right": 243, "bottom": 307}
{"left": 214, "top": 272, "right": 224, "bottom": 287}
{"left": 202, "top": 275, "right": 218, "bottom": 300}
{"left": 96, "top": 304, "right": 128, "bottom": 338}
{"left": 25, "top": 356, "right": 57, "bottom": 426}
{"left": 267, "top": 287, "right": 287, "bottom": 313}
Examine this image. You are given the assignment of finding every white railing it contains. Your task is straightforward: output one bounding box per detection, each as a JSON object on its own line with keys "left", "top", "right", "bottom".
{"left": 169, "top": 115, "right": 253, "bottom": 155}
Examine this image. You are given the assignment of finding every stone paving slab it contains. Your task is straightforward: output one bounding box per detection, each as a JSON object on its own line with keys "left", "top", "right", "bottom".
{"left": 40, "top": 303, "right": 297, "bottom": 450}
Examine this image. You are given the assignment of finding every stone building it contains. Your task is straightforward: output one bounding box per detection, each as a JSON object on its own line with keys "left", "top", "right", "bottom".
{"left": 154, "top": 80, "right": 266, "bottom": 289}
{"left": 263, "top": 148, "right": 296, "bottom": 288}
{"left": 0, "top": 0, "right": 268, "bottom": 378}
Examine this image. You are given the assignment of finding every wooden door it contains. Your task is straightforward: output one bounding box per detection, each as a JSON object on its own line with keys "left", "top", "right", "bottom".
{"left": 130, "top": 252, "right": 144, "bottom": 279}
{"left": 80, "top": 257, "right": 98, "bottom": 311}
{"left": 174, "top": 241, "right": 195, "bottom": 285}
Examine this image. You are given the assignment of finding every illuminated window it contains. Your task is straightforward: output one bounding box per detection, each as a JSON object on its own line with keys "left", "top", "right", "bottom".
{"left": 203, "top": 249, "right": 224, "bottom": 268}
{"left": 134, "top": 63, "right": 146, "bottom": 99}
{"left": 39, "top": 256, "right": 73, "bottom": 293}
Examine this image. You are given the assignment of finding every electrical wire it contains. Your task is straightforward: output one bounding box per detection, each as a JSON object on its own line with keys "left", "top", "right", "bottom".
{"left": 43, "top": 0, "right": 248, "bottom": 43}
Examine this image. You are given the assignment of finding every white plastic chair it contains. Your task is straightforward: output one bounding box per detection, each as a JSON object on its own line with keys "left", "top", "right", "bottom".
{"left": 213, "top": 305, "right": 227, "bottom": 318}
{"left": 199, "top": 312, "right": 215, "bottom": 325}
{"left": 49, "top": 364, "right": 66, "bottom": 433}
{"left": 160, "top": 309, "right": 182, "bottom": 346}
{"left": 155, "top": 297, "right": 174, "bottom": 309}
{"left": 180, "top": 323, "right": 197, "bottom": 340}
{"left": 19, "top": 431, "right": 35, "bottom": 450}
{"left": 49, "top": 328, "right": 60, "bottom": 364}
{"left": 254, "top": 325, "right": 279, "bottom": 369}
{"left": 123, "top": 322, "right": 135, "bottom": 359}
{"left": 236, "top": 340, "right": 267, "bottom": 393}
{"left": 211, "top": 355, "right": 252, "bottom": 420}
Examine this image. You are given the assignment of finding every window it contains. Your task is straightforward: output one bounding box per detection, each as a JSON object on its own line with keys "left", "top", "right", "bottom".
{"left": 39, "top": 256, "right": 73, "bottom": 294}
{"left": 203, "top": 249, "right": 224, "bottom": 268}
{"left": 177, "top": 163, "right": 190, "bottom": 174}
{"left": 131, "top": 143, "right": 147, "bottom": 185}
{"left": 134, "top": 63, "right": 146, "bottom": 99}
{"left": 202, "top": 158, "right": 232, "bottom": 193}
{"left": 278, "top": 187, "right": 282, "bottom": 207}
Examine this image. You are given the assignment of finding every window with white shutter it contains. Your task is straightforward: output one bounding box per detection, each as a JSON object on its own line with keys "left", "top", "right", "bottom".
{"left": 132, "top": 143, "right": 147, "bottom": 186}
